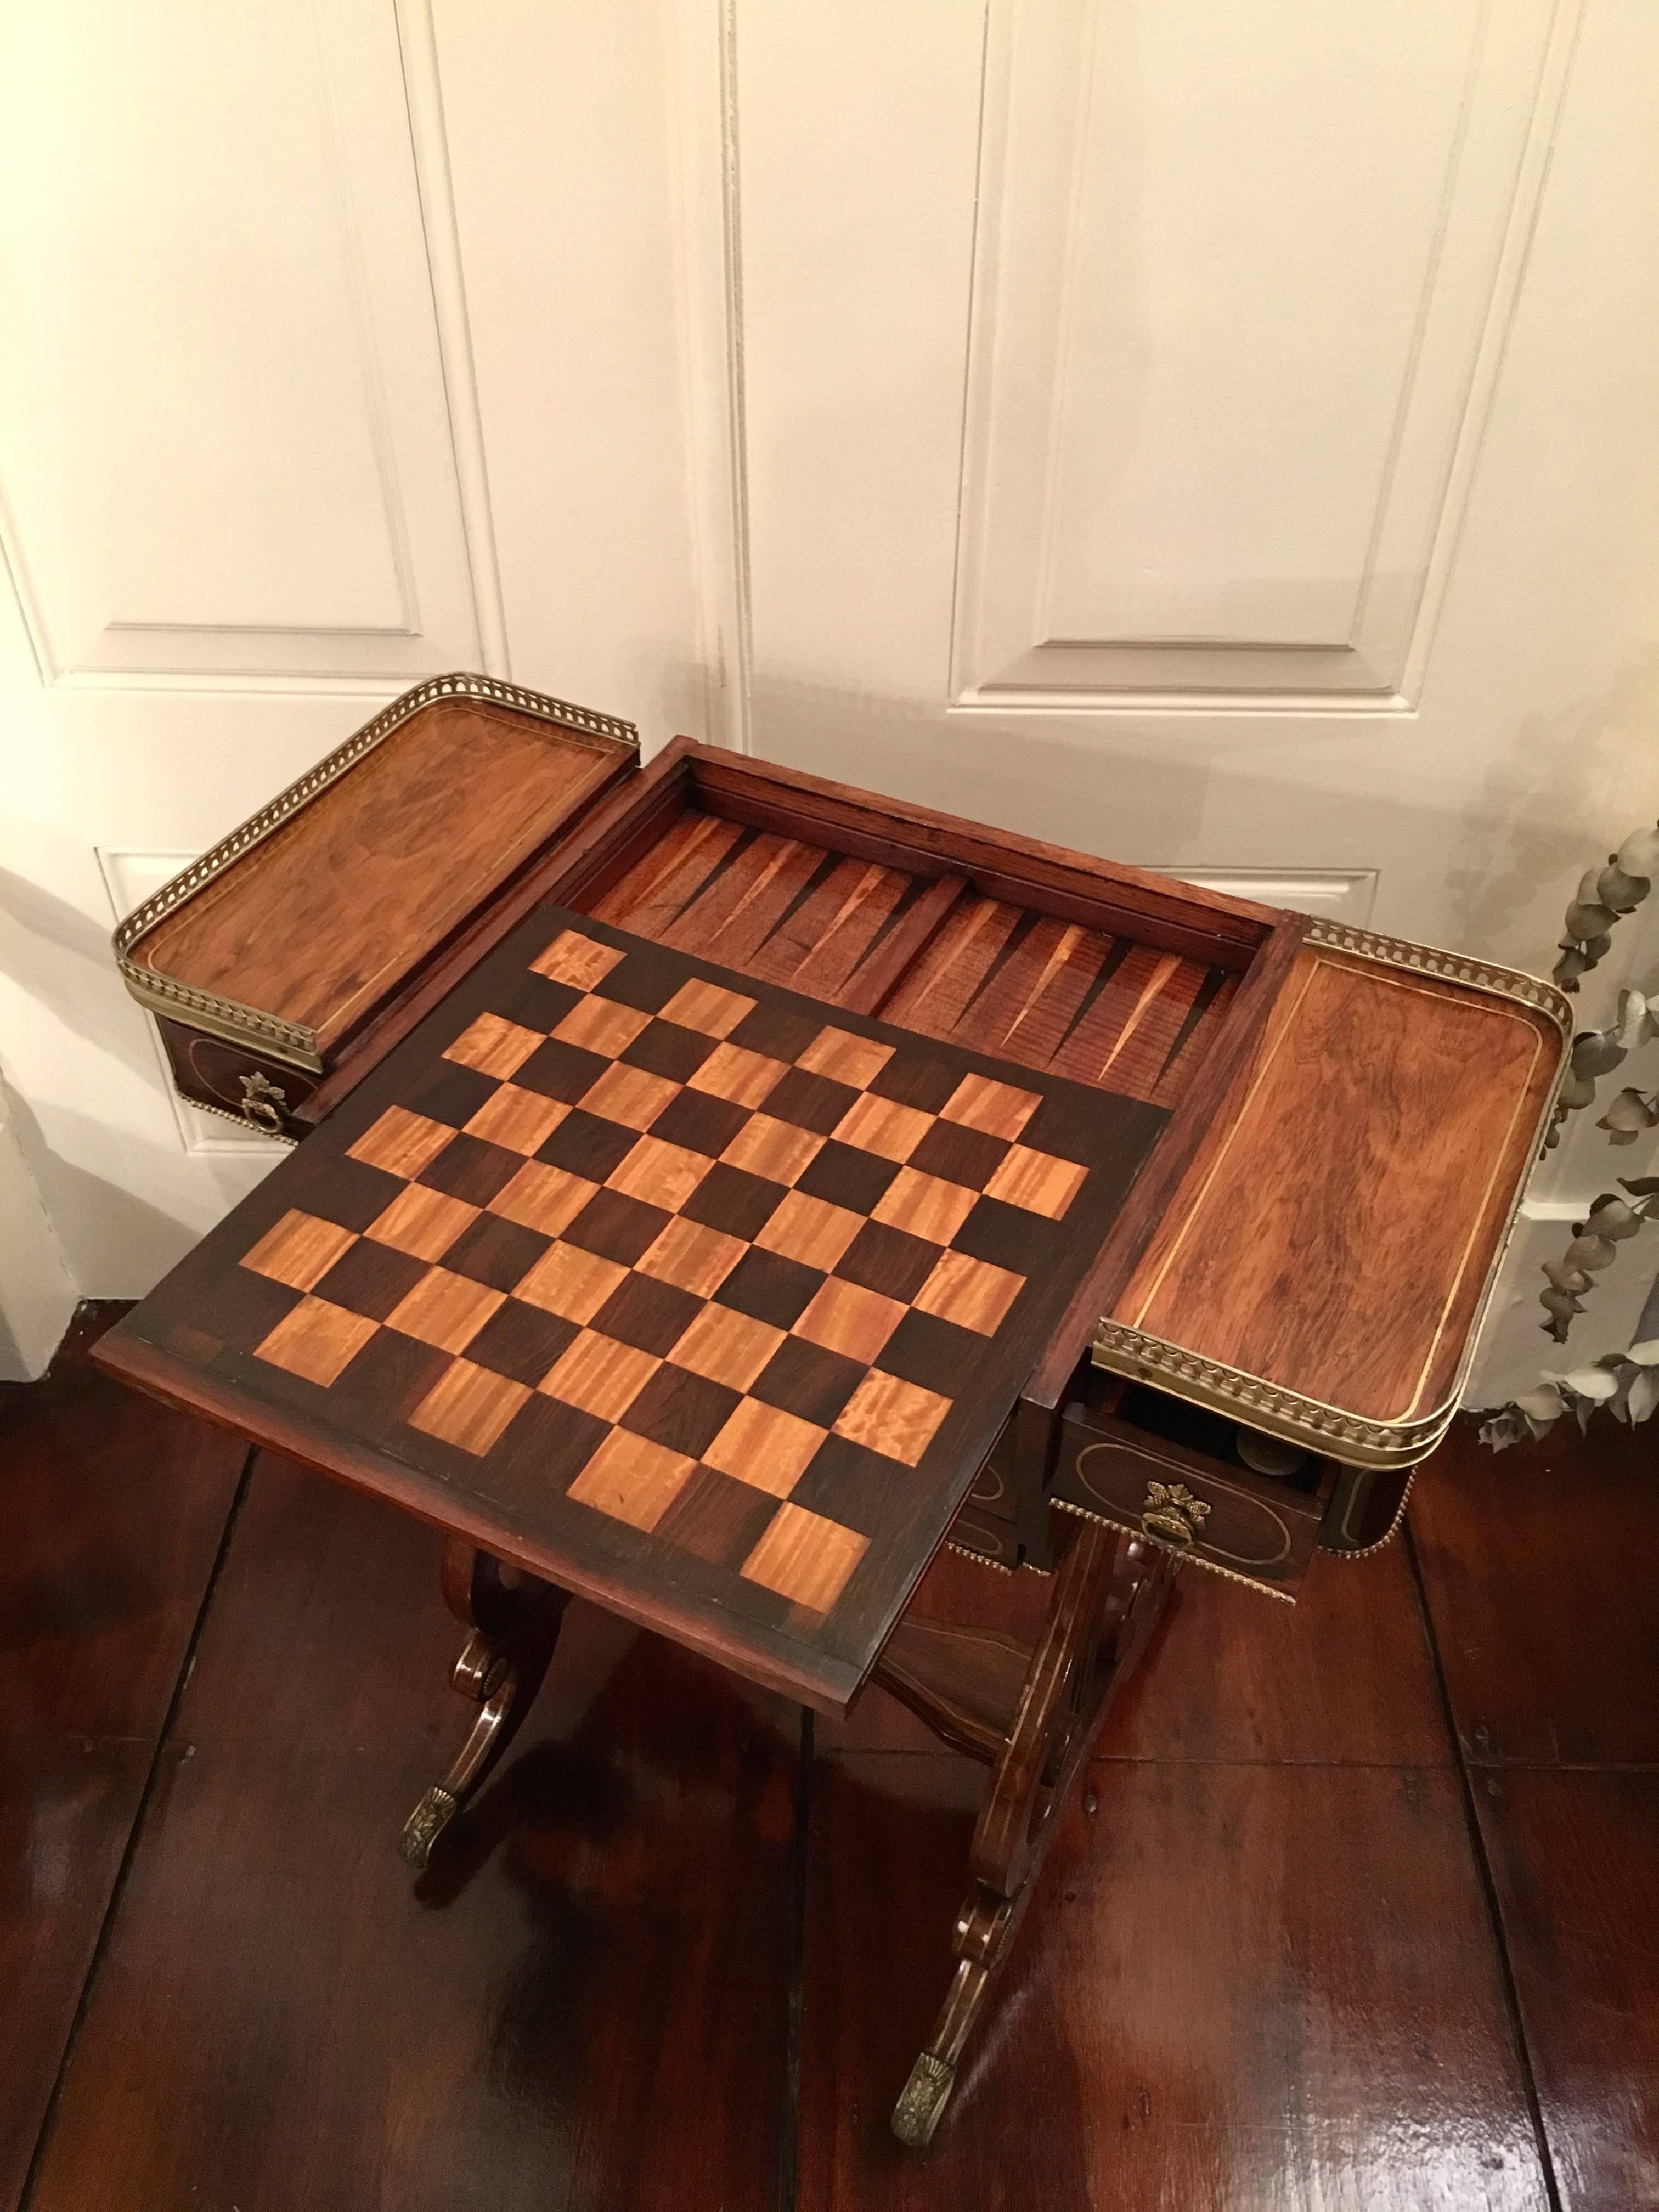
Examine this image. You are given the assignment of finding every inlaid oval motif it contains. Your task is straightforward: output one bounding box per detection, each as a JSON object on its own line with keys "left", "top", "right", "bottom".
{"left": 1070, "top": 1441, "right": 1294, "bottom": 1568}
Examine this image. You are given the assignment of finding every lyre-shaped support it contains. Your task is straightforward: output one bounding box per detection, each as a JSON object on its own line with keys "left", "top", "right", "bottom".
{"left": 399, "top": 1537, "right": 569, "bottom": 1871}
{"left": 882, "top": 1523, "right": 1174, "bottom": 2147}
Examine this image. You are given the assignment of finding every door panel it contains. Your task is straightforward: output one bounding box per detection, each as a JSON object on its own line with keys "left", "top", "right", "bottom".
{"left": 728, "top": 0, "right": 1659, "bottom": 1396}
{"left": 0, "top": 0, "right": 702, "bottom": 1319}
{"left": 956, "top": 0, "right": 1570, "bottom": 704}
{"left": 0, "top": 0, "right": 479, "bottom": 684}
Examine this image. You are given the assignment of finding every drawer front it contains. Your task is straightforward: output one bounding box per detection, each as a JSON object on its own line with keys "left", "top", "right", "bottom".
{"left": 1054, "top": 1415, "right": 1322, "bottom": 1601}
{"left": 945, "top": 1498, "right": 1019, "bottom": 1571}
{"left": 965, "top": 1424, "right": 1018, "bottom": 1524}
{"left": 157, "top": 1020, "right": 316, "bottom": 1142}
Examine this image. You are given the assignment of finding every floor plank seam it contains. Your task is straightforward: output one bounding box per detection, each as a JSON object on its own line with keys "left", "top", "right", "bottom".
{"left": 821, "top": 1750, "right": 1466, "bottom": 1770}
{"left": 16, "top": 1443, "right": 258, "bottom": 2212}
{"left": 1459, "top": 1757, "right": 1659, "bottom": 1773}
{"left": 779, "top": 1709, "right": 812, "bottom": 2212}
{"left": 1403, "top": 1517, "right": 1566, "bottom": 2212}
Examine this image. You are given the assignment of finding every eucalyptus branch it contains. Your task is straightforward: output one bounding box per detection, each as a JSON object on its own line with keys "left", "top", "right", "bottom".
{"left": 1537, "top": 1182, "right": 1657, "bottom": 1341}
{"left": 1552, "top": 822, "right": 1659, "bottom": 991}
{"left": 1477, "top": 820, "right": 1659, "bottom": 1451}
{"left": 1548, "top": 988, "right": 1659, "bottom": 1150}
{"left": 1483, "top": 1247, "right": 1659, "bottom": 1451}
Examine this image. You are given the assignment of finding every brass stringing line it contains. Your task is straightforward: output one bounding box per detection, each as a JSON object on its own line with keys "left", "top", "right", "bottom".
{"left": 1127, "top": 956, "right": 1321, "bottom": 1325}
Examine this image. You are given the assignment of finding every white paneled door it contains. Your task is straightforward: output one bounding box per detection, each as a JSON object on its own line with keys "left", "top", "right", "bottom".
{"left": 0, "top": 0, "right": 700, "bottom": 1362}
{"left": 725, "top": 0, "right": 1659, "bottom": 1402}
{"left": 2, "top": 2, "right": 1656, "bottom": 1397}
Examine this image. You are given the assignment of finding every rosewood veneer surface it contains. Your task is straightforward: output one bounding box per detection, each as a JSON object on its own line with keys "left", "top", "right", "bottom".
{"left": 136, "top": 698, "right": 631, "bottom": 1053}
{"left": 1101, "top": 939, "right": 1565, "bottom": 1448}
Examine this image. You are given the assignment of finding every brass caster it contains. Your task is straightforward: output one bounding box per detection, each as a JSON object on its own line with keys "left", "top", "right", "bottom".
{"left": 891, "top": 2052, "right": 955, "bottom": 2149}
{"left": 399, "top": 1785, "right": 459, "bottom": 1871}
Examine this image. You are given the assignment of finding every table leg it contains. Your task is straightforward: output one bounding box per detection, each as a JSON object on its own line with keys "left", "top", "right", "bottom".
{"left": 399, "top": 1537, "right": 570, "bottom": 1871}
{"left": 889, "top": 1522, "right": 1175, "bottom": 2148}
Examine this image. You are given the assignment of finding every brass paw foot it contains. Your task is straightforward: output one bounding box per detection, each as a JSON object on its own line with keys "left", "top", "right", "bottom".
{"left": 891, "top": 2052, "right": 955, "bottom": 2149}
{"left": 399, "top": 1785, "right": 459, "bottom": 1871}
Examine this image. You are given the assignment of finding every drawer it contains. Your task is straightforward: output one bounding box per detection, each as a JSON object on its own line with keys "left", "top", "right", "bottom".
{"left": 964, "top": 1420, "right": 1018, "bottom": 1524}
{"left": 944, "top": 1498, "right": 1019, "bottom": 1571}
{"left": 156, "top": 1019, "right": 316, "bottom": 1142}
{"left": 1053, "top": 1381, "right": 1333, "bottom": 1602}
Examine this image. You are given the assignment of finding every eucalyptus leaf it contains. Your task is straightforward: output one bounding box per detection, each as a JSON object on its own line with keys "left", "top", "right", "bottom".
{"left": 1514, "top": 1383, "right": 1566, "bottom": 1421}
{"left": 1565, "top": 901, "right": 1620, "bottom": 941}
{"left": 1572, "top": 1032, "right": 1626, "bottom": 1078}
{"left": 1553, "top": 947, "right": 1592, "bottom": 990}
{"left": 1545, "top": 1366, "right": 1620, "bottom": 1400}
{"left": 1560, "top": 1235, "right": 1616, "bottom": 1271}
{"left": 1616, "top": 825, "right": 1659, "bottom": 878}
{"left": 1598, "top": 862, "right": 1650, "bottom": 913}
{"left": 1586, "top": 1195, "right": 1643, "bottom": 1238}
{"left": 1613, "top": 989, "right": 1654, "bottom": 1049}
{"left": 1620, "top": 1177, "right": 1659, "bottom": 1197}
{"left": 1541, "top": 1260, "right": 1594, "bottom": 1295}
{"left": 1630, "top": 1368, "right": 1659, "bottom": 1424}
{"left": 1558, "top": 1071, "right": 1598, "bottom": 1111}
{"left": 1627, "top": 1338, "right": 1659, "bottom": 1365}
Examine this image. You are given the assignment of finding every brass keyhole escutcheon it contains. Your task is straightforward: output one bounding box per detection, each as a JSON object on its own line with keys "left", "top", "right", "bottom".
{"left": 1139, "top": 1480, "right": 1210, "bottom": 1549}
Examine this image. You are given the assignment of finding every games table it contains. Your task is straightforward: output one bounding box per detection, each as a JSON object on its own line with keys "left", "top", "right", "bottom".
{"left": 94, "top": 675, "right": 1568, "bottom": 2145}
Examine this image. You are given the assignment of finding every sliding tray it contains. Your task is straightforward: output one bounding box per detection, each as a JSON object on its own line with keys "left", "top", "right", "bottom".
{"left": 1086, "top": 922, "right": 1570, "bottom": 1472}
{"left": 114, "top": 674, "right": 638, "bottom": 1136}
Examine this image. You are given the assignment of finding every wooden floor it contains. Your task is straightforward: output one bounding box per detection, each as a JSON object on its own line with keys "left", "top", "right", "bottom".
{"left": 3, "top": 1307, "right": 1655, "bottom": 2211}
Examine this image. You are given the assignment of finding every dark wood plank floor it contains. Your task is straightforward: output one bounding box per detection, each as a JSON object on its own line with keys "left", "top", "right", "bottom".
{"left": 3, "top": 1308, "right": 1653, "bottom": 2210}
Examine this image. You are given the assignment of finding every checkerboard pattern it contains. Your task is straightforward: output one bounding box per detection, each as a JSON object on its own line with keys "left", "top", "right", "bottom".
{"left": 232, "top": 926, "right": 1098, "bottom": 1623}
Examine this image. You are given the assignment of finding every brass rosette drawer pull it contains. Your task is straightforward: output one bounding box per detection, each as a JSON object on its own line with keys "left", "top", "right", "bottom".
{"left": 1138, "top": 1480, "right": 1209, "bottom": 1548}
{"left": 238, "top": 1069, "right": 289, "bottom": 1135}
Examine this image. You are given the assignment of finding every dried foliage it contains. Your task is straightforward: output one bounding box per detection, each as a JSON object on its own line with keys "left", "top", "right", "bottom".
{"left": 1536, "top": 1182, "right": 1657, "bottom": 1342}
{"left": 1479, "top": 1335, "right": 1659, "bottom": 1450}
{"left": 1479, "top": 815, "right": 1659, "bottom": 1452}
{"left": 1551, "top": 825, "right": 1659, "bottom": 992}
{"left": 1547, "top": 988, "right": 1659, "bottom": 1150}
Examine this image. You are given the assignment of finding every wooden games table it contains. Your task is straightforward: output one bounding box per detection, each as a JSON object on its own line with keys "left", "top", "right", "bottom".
{"left": 94, "top": 683, "right": 1568, "bottom": 2146}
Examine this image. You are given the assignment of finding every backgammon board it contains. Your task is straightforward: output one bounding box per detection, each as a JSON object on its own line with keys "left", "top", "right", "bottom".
{"left": 108, "top": 904, "right": 1165, "bottom": 1711}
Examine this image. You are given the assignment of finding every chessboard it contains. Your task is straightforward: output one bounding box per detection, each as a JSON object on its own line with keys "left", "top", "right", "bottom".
{"left": 111, "top": 906, "right": 1169, "bottom": 1709}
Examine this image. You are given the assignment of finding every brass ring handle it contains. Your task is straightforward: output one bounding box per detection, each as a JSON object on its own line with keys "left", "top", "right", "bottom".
{"left": 1139, "top": 1480, "right": 1210, "bottom": 1549}
{"left": 238, "top": 1069, "right": 290, "bottom": 1136}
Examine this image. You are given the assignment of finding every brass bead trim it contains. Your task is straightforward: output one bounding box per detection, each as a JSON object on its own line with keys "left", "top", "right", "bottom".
{"left": 941, "top": 1537, "right": 1015, "bottom": 1575}
{"left": 173, "top": 1093, "right": 297, "bottom": 1146}
{"left": 1052, "top": 1495, "right": 1296, "bottom": 1602}
{"left": 1322, "top": 1472, "right": 1414, "bottom": 1561}
{"left": 114, "top": 672, "right": 639, "bottom": 1068}
{"left": 1302, "top": 918, "right": 1573, "bottom": 1041}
